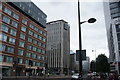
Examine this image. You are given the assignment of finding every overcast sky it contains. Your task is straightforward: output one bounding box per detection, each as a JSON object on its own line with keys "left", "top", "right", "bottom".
{"left": 31, "top": 0, "right": 109, "bottom": 61}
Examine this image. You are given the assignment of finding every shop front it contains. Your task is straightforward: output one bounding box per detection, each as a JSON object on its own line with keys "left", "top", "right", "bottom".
{"left": 2, "top": 66, "right": 12, "bottom": 76}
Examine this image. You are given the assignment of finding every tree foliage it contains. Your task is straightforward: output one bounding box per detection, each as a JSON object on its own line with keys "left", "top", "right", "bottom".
{"left": 90, "top": 60, "right": 96, "bottom": 72}
{"left": 95, "top": 54, "right": 110, "bottom": 72}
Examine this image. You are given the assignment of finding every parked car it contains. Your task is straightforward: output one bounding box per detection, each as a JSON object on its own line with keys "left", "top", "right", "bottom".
{"left": 71, "top": 73, "right": 79, "bottom": 80}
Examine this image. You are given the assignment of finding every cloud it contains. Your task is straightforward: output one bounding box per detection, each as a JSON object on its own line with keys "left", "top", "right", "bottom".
{"left": 31, "top": 1, "right": 109, "bottom": 61}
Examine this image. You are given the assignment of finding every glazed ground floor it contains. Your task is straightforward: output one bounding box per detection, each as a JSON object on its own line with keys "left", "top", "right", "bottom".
{"left": 110, "top": 62, "right": 120, "bottom": 74}
{"left": 47, "top": 67, "right": 70, "bottom": 75}
{"left": 1, "top": 65, "right": 45, "bottom": 76}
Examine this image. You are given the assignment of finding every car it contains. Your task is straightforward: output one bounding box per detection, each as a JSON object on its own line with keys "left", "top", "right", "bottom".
{"left": 71, "top": 73, "right": 79, "bottom": 80}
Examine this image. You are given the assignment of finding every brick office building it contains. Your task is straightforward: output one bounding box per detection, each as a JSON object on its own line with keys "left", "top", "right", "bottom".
{"left": 0, "top": 1, "right": 47, "bottom": 76}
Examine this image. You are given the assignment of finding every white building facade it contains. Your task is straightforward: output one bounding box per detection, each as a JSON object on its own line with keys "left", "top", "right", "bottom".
{"left": 82, "top": 57, "right": 90, "bottom": 73}
{"left": 46, "top": 20, "right": 70, "bottom": 74}
{"left": 103, "top": 0, "right": 120, "bottom": 74}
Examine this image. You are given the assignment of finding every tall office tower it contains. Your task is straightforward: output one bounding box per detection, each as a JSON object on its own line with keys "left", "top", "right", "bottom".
{"left": 104, "top": 0, "right": 120, "bottom": 74}
{"left": 46, "top": 20, "right": 70, "bottom": 74}
{"left": 70, "top": 50, "right": 75, "bottom": 74}
{"left": 0, "top": 1, "right": 47, "bottom": 76}
{"left": 82, "top": 57, "right": 90, "bottom": 73}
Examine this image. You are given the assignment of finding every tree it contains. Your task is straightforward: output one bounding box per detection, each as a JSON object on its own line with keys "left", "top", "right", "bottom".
{"left": 95, "top": 54, "right": 110, "bottom": 72}
{"left": 90, "top": 60, "right": 96, "bottom": 72}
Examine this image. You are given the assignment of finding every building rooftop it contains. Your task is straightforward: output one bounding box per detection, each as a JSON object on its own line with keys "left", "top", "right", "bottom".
{"left": 47, "top": 19, "right": 68, "bottom": 24}
{"left": 7, "top": 2, "right": 47, "bottom": 28}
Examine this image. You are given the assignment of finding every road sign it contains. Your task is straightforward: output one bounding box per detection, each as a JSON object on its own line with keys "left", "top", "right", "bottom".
{"left": 76, "top": 50, "right": 86, "bottom": 61}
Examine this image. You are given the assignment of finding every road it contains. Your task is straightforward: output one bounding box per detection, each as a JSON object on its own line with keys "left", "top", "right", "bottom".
{"left": 2, "top": 75, "right": 89, "bottom": 80}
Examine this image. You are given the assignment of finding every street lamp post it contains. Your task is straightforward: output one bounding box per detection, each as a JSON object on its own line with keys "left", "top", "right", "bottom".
{"left": 78, "top": 0, "right": 96, "bottom": 79}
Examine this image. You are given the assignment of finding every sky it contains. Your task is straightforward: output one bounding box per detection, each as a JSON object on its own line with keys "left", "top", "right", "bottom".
{"left": 31, "top": 0, "right": 109, "bottom": 61}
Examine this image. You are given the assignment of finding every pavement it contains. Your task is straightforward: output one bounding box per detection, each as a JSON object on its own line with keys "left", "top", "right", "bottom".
{"left": 2, "top": 74, "right": 89, "bottom": 80}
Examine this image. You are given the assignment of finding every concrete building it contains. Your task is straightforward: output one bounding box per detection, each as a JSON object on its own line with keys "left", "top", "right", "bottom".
{"left": 103, "top": 0, "right": 120, "bottom": 74}
{"left": 70, "top": 50, "right": 75, "bottom": 74}
{"left": 82, "top": 57, "right": 90, "bottom": 73}
{"left": 70, "top": 50, "right": 90, "bottom": 74}
{"left": 0, "top": 1, "right": 47, "bottom": 76}
{"left": 46, "top": 20, "right": 70, "bottom": 75}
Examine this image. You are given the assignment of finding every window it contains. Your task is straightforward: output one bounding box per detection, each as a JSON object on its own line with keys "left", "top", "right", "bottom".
{"left": 43, "top": 32, "right": 46, "bottom": 36}
{"left": 43, "top": 38, "right": 46, "bottom": 42}
{"left": 111, "top": 8, "right": 119, "bottom": 14}
{"left": 32, "top": 53, "right": 36, "bottom": 58}
{"left": 8, "top": 46, "right": 14, "bottom": 53}
{"left": 42, "top": 44, "right": 45, "bottom": 48}
{"left": 21, "top": 26, "right": 26, "bottom": 32}
{"left": 18, "top": 49, "right": 24, "bottom": 56}
{"left": 22, "top": 19, "right": 27, "bottom": 25}
{"left": 110, "top": 2, "right": 118, "bottom": 9}
{"left": 39, "top": 30, "right": 42, "bottom": 34}
{"left": 6, "top": 56, "right": 13, "bottom": 63}
{"left": 38, "top": 41, "right": 42, "bottom": 46}
{"left": 34, "top": 33, "right": 38, "bottom": 38}
{"left": 42, "top": 56, "right": 44, "bottom": 60}
{"left": 37, "top": 48, "right": 41, "bottom": 53}
{"left": 9, "top": 37, "right": 16, "bottom": 44}
{"left": 32, "top": 46, "right": 37, "bottom": 51}
{"left": 37, "top": 55, "right": 40, "bottom": 60}
{"left": 38, "top": 36, "right": 42, "bottom": 40}
{"left": 36, "top": 62, "right": 40, "bottom": 66}
{"left": 42, "top": 50, "right": 45, "bottom": 54}
{"left": 34, "top": 27, "right": 38, "bottom": 31}
{"left": 117, "top": 33, "right": 120, "bottom": 41}
{"left": 29, "top": 3, "right": 31, "bottom": 7}
{"left": 38, "top": 18, "right": 39, "bottom": 21}
{"left": 26, "top": 52, "right": 31, "bottom": 57}
{"left": 2, "top": 16, "right": 10, "bottom": 24}
{"left": 0, "top": 12, "right": 1, "bottom": 17}
{"left": 19, "top": 41, "right": 25, "bottom": 47}
{"left": 0, "top": 54, "right": 4, "bottom": 62}
{"left": 4, "top": 7, "right": 12, "bottom": 15}
{"left": 33, "top": 40, "right": 37, "bottom": 44}
{"left": 2, "top": 34, "right": 7, "bottom": 42}
{"left": 41, "top": 63, "right": 44, "bottom": 66}
{"left": 25, "top": 59, "right": 29, "bottom": 65}
{"left": 30, "top": 24, "right": 34, "bottom": 29}
{"left": 20, "top": 33, "right": 25, "bottom": 40}
{"left": 27, "top": 45, "right": 32, "bottom": 50}
{"left": 33, "top": 61, "right": 36, "bottom": 66}
{"left": 10, "top": 29, "right": 17, "bottom": 36}
{"left": 17, "top": 58, "right": 23, "bottom": 64}
{"left": 28, "top": 10, "right": 30, "bottom": 13}
{"left": 116, "top": 25, "right": 120, "bottom": 32}
{"left": 0, "top": 33, "right": 1, "bottom": 41}
{"left": 22, "top": 6, "right": 24, "bottom": 10}
{"left": 2, "top": 24, "right": 9, "bottom": 32}
{"left": 28, "top": 30, "right": 33, "bottom": 35}
{"left": 12, "top": 20, "right": 18, "bottom": 28}
{"left": 13, "top": 13, "right": 19, "bottom": 20}
{"left": 0, "top": 3, "right": 2, "bottom": 10}
{"left": 28, "top": 37, "right": 32, "bottom": 42}
{"left": 20, "top": 3, "right": 21, "bottom": 7}
{"left": 1, "top": 44, "right": 6, "bottom": 51}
